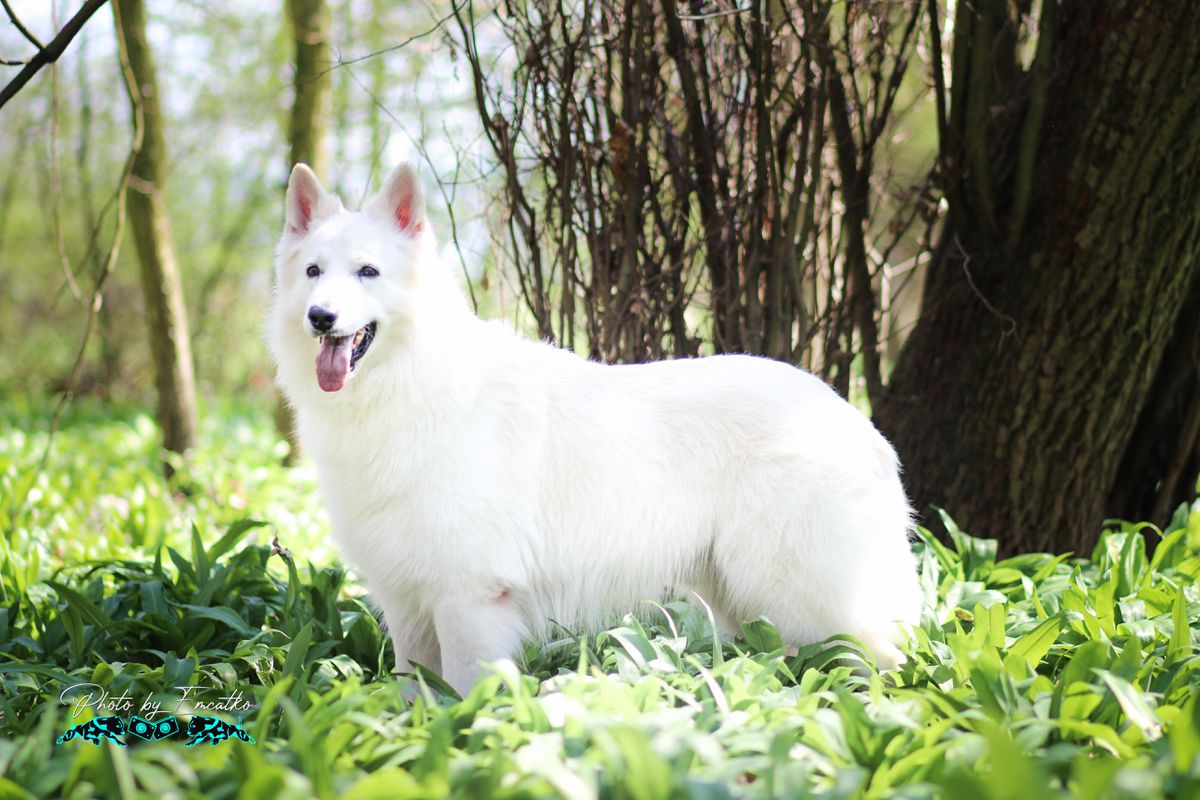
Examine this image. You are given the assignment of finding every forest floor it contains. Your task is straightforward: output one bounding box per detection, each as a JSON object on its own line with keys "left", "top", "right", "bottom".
{"left": 0, "top": 402, "right": 1198, "bottom": 799}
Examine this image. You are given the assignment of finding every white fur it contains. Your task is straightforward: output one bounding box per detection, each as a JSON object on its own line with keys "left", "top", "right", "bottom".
{"left": 269, "top": 162, "right": 923, "bottom": 694}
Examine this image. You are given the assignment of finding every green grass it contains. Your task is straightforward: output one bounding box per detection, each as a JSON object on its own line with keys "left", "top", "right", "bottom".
{"left": 1, "top": 403, "right": 1199, "bottom": 799}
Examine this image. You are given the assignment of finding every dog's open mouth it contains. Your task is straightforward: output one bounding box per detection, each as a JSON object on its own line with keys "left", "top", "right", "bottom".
{"left": 316, "top": 322, "right": 376, "bottom": 393}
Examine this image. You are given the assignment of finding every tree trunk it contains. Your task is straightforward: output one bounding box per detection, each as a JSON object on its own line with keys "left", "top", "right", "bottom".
{"left": 878, "top": 1, "right": 1200, "bottom": 554}
{"left": 286, "top": 0, "right": 331, "bottom": 178}
{"left": 276, "top": 0, "right": 331, "bottom": 465}
{"left": 112, "top": 0, "right": 197, "bottom": 456}
{"left": 1107, "top": 273, "right": 1200, "bottom": 529}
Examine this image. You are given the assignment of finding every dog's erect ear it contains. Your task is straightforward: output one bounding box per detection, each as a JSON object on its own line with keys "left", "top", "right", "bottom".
{"left": 285, "top": 164, "right": 340, "bottom": 236}
{"left": 369, "top": 162, "right": 425, "bottom": 234}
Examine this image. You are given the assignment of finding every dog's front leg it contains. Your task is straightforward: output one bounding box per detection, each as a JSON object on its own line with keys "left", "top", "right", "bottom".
{"left": 376, "top": 597, "right": 441, "bottom": 677}
{"left": 432, "top": 585, "right": 528, "bottom": 696}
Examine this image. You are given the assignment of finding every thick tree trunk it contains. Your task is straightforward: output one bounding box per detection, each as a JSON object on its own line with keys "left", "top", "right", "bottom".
{"left": 112, "top": 0, "right": 197, "bottom": 456}
{"left": 1108, "top": 274, "right": 1200, "bottom": 529}
{"left": 877, "top": 1, "right": 1200, "bottom": 553}
{"left": 276, "top": 0, "right": 331, "bottom": 464}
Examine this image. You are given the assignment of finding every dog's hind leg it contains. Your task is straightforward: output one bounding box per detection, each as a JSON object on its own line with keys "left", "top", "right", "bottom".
{"left": 714, "top": 439, "right": 921, "bottom": 670}
{"left": 432, "top": 584, "right": 529, "bottom": 696}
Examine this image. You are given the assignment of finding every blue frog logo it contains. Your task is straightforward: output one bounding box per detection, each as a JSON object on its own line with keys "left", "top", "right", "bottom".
{"left": 184, "top": 715, "right": 256, "bottom": 747}
{"left": 55, "top": 715, "right": 127, "bottom": 747}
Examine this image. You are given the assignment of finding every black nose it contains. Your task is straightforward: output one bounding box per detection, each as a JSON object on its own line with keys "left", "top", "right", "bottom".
{"left": 307, "top": 306, "right": 337, "bottom": 333}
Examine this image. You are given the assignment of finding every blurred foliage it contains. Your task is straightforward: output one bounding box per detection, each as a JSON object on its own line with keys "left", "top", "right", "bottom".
{"left": 1, "top": 405, "right": 1199, "bottom": 798}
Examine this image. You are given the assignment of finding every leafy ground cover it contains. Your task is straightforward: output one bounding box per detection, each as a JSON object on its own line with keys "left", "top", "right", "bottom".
{"left": 0, "top": 403, "right": 1198, "bottom": 799}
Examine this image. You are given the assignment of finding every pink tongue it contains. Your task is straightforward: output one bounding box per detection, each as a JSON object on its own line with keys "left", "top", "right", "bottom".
{"left": 316, "top": 337, "right": 353, "bottom": 392}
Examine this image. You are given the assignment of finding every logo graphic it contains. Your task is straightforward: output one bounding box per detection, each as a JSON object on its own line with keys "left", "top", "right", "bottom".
{"left": 55, "top": 714, "right": 254, "bottom": 748}
{"left": 127, "top": 715, "right": 181, "bottom": 742}
{"left": 184, "top": 716, "right": 256, "bottom": 747}
{"left": 55, "top": 715, "right": 127, "bottom": 747}
{"left": 54, "top": 681, "right": 257, "bottom": 748}
{"left": 54, "top": 686, "right": 258, "bottom": 748}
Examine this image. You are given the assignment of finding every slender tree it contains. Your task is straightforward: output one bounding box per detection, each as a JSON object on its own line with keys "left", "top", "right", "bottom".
{"left": 75, "top": 28, "right": 123, "bottom": 399}
{"left": 286, "top": 0, "right": 332, "bottom": 179}
{"left": 876, "top": 1, "right": 1200, "bottom": 551}
{"left": 276, "top": 0, "right": 332, "bottom": 464}
{"left": 112, "top": 0, "right": 198, "bottom": 456}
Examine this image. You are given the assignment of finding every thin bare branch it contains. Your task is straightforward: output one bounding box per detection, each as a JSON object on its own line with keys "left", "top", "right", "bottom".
{"left": 323, "top": 0, "right": 467, "bottom": 73}
{"left": 1, "top": 0, "right": 45, "bottom": 50}
{"left": 0, "top": 0, "right": 109, "bottom": 111}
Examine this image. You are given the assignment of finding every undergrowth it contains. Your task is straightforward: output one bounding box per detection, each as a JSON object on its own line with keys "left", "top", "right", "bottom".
{"left": 0, "top": 403, "right": 1198, "bottom": 799}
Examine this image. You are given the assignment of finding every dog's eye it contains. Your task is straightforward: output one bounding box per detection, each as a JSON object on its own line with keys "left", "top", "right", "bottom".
{"left": 358, "top": 265, "right": 379, "bottom": 278}
{"left": 305, "top": 264, "right": 320, "bottom": 279}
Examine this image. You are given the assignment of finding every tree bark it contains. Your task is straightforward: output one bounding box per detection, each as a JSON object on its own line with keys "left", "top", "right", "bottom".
{"left": 1108, "top": 273, "right": 1200, "bottom": 528}
{"left": 112, "top": 0, "right": 198, "bottom": 456}
{"left": 276, "top": 0, "right": 331, "bottom": 465}
{"left": 286, "top": 0, "right": 331, "bottom": 178}
{"left": 878, "top": 1, "right": 1200, "bottom": 553}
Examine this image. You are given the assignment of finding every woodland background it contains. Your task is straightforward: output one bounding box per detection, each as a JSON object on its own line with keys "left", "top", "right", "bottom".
{"left": 1, "top": 0, "right": 1198, "bottom": 553}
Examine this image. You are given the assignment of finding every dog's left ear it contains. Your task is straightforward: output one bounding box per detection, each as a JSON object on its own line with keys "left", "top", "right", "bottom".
{"left": 369, "top": 162, "right": 425, "bottom": 235}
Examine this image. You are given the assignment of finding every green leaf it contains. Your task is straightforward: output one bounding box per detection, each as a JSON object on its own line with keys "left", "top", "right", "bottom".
{"left": 166, "top": 546, "right": 196, "bottom": 585}
{"left": 1165, "top": 501, "right": 1191, "bottom": 536}
{"left": 1167, "top": 587, "right": 1192, "bottom": 663}
{"left": 138, "top": 580, "right": 170, "bottom": 620}
{"left": 1097, "top": 670, "right": 1163, "bottom": 741}
{"left": 175, "top": 604, "right": 256, "bottom": 637}
{"left": 939, "top": 508, "right": 997, "bottom": 579}
{"left": 282, "top": 620, "right": 314, "bottom": 679}
{"left": 45, "top": 581, "right": 115, "bottom": 634}
{"left": 162, "top": 651, "right": 196, "bottom": 687}
{"left": 740, "top": 617, "right": 783, "bottom": 653}
{"left": 1149, "top": 527, "right": 1189, "bottom": 573}
{"left": 191, "top": 522, "right": 211, "bottom": 587}
{"left": 1009, "top": 614, "right": 1062, "bottom": 670}
{"left": 208, "top": 518, "right": 269, "bottom": 562}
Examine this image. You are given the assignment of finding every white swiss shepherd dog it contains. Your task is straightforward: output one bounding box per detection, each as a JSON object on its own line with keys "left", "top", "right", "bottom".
{"left": 270, "top": 161, "right": 922, "bottom": 695}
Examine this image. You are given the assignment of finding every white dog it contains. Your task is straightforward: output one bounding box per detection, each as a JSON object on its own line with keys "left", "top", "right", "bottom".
{"left": 269, "top": 162, "right": 922, "bottom": 694}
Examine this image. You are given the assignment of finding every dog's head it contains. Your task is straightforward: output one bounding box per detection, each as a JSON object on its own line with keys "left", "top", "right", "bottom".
{"left": 271, "top": 162, "right": 431, "bottom": 395}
